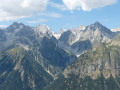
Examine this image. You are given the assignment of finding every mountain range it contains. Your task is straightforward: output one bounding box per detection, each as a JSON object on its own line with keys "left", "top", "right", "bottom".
{"left": 0, "top": 21, "right": 120, "bottom": 90}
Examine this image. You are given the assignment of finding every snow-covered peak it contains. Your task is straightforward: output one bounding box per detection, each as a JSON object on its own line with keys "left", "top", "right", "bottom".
{"left": 111, "top": 27, "right": 120, "bottom": 32}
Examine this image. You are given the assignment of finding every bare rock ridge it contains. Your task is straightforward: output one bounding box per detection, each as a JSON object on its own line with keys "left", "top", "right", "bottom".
{"left": 58, "top": 21, "right": 117, "bottom": 56}
{"left": 0, "top": 21, "right": 118, "bottom": 56}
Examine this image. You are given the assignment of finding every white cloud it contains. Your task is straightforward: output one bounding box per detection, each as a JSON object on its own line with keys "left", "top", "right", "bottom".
{"left": 48, "top": 2, "right": 67, "bottom": 11}
{"left": 0, "top": 25, "right": 7, "bottom": 28}
{"left": 0, "top": 0, "right": 48, "bottom": 21}
{"left": 62, "top": 0, "right": 117, "bottom": 11}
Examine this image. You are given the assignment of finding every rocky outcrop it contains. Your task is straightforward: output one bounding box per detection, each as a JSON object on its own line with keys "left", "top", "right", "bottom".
{"left": 110, "top": 34, "right": 120, "bottom": 46}
{"left": 58, "top": 22, "right": 116, "bottom": 56}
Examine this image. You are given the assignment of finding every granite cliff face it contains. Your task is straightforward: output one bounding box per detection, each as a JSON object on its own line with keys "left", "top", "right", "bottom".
{"left": 79, "top": 22, "right": 115, "bottom": 43}
{"left": 110, "top": 34, "right": 120, "bottom": 46}
{"left": 63, "top": 41, "right": 120, "bottom": 79}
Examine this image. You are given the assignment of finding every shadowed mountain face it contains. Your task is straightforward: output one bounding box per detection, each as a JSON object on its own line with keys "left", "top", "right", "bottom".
{"left": 40, "top": 36, "right": 76, "bottom": 68}
{"left": 59, "top": 30, "right": 76, "bottom": 45}
{"left": 0, "top": 47, "right": 53, "bottom": 90}
{"left": 0, "top": 30, "right": 6, "bottom": 42}
{"left": 0, "top": 30, "right": 7, "bottom": 51}
{"left": 71, "top": 40, "right": 92, "bottom": 50}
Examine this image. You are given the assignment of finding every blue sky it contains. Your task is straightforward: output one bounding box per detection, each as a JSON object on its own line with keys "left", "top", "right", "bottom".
{"left": 0, "top": 0, "right": 120, "bottom": 32}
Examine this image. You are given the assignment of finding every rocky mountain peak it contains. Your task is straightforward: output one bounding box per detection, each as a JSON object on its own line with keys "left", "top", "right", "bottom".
{"left": 6, "top": 22, "right": 25, "bottom": 32}
{"left": 11, "top": 22, "right": 24, "bottom": 28}
{"left": 12, "top": 22, "right": 20, "bottom": 25}
{"left": 36, "top": 24, "right": 51, "bottom": 31}
{"left": 86, "top": 21, "right": 114, "bottom": 37}
{"left": 93, "top": 21, "right": 102, "bottom": 25}
{"left": 76, "top": 25, "right": 86, "bottom": 30}
{"left": 88, "top": 21, "right": 104, "bottom": 30}
{"left": 33, "top": 24, "right": 54, "bottom": 38}
{"left": 36, "top": 24, "right": 54, "bottom": 34}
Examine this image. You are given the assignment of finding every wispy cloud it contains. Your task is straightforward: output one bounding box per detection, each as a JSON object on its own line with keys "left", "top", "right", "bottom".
{"left": 26, "top": 19, "right": 47, "bottom": 24}
{"left": 38, "top": 12, "right": 62, "bottom": 18}
{"left": 62, "top": 0, "right": 117, "bottom": 11}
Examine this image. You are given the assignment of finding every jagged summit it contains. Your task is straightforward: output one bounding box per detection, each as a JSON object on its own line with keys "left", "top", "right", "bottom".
{"left": 6, "top": 22, "right": 26, "bottom": 32}
{"left": 87, "top": 21, "right": 105, "bottom": 30}
{"left": 10, "top": 22, "right": 25, "bottom": 27}
{"left": 86, "top": 21, "right": 113, "bottom": 37}
{"left": 34, "top": 24, "right": 54, "bottom": 37}
{"left": 93, "top": 21, "right": 102, "bottom": 25}
{"left": 76, "top": 25, "right": 86, "bottom": 30}
{"left": 12, "top": 22, "right": 21, "bottom": 25}
{"left": 37, "top": 24, "right": 50, "bottom": 28}
{"left": 36, "top": 24, "right": 52, "bottom": 32}
{"left": 92, "top": 21, "right": 103, "bottom": 26}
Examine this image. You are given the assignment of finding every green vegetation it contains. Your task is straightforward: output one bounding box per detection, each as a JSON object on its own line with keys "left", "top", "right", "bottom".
{"left": 46, "top": 43, "right": 120, "bottom": 90}
{"left": 0, "top": 46, "right": 53, "bottom": 90}
{"left": 45, "top": 73, "right": 120, "bottom": 90}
